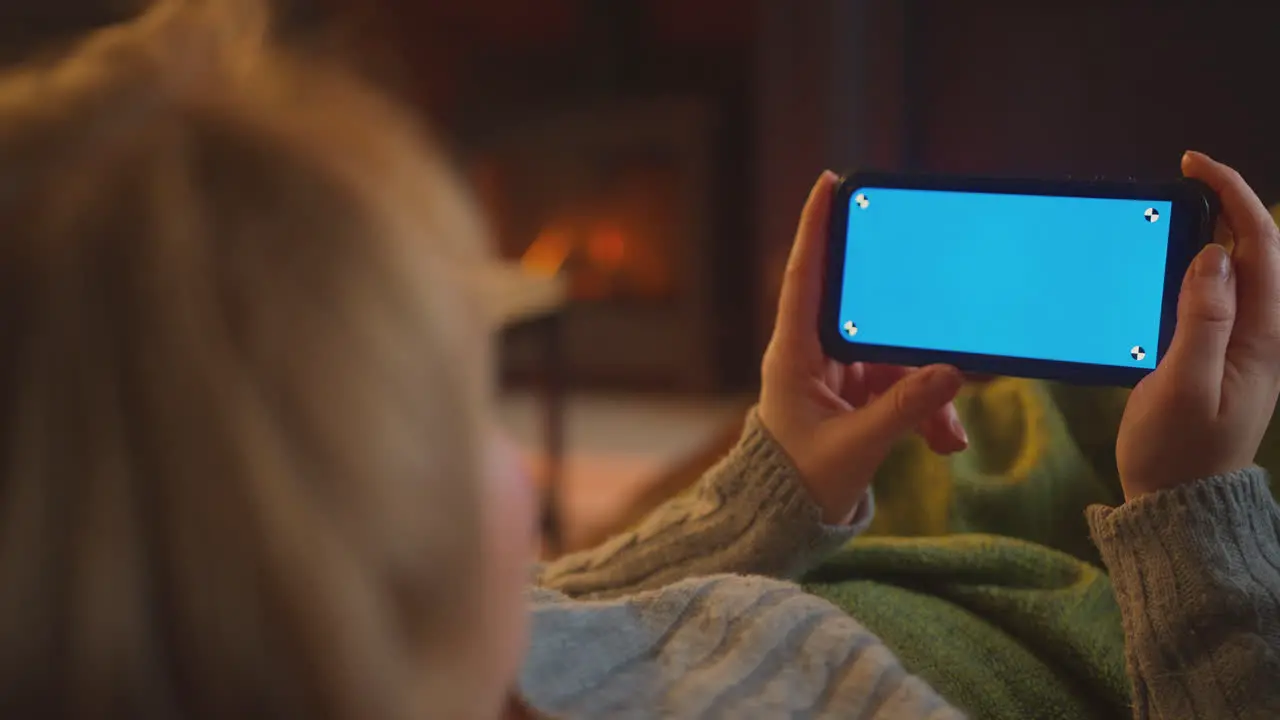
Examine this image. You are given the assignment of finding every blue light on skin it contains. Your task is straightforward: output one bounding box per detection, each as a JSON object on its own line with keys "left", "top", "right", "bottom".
{"left": 837, "top": 188, "right": 1171, "bottom": 369}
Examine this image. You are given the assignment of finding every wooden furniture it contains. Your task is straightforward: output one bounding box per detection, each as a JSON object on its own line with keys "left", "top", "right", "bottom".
{"left": 483, "top": 263, "right": 570, "bottom": 555}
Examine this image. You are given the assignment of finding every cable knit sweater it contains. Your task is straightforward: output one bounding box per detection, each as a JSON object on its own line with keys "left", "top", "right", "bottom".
{"left": 519, "top": 413, "right": 1280, "bottom": 719}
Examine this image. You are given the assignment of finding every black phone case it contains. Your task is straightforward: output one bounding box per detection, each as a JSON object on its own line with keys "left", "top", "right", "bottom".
{"left": 819, "top": 171, "right": 1218, "bottom": 388}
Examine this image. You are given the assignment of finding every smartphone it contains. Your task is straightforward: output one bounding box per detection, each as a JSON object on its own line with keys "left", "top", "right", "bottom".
{"left": 820, "top": 171, "right": 1219, "bottom": 387}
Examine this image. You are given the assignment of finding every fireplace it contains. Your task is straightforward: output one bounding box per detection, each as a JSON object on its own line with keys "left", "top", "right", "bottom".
{"left": 471, "top": 97, "right": 724, "bottom": 392}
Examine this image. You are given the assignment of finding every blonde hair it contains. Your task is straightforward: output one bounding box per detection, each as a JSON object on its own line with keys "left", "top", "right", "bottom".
{"left": 0, "top": 2, "right": 494, "bottom": 717}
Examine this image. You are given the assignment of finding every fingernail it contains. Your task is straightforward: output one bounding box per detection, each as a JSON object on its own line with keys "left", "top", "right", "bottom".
{"left": 807, "top": 171, "right": 837, "bottom": 200}
{"left": 1194, "top": 243, "right": 1231, "bottom": 280}
{"left": 1184, "top": 150, "right": 1217, "bottom": 168}
{"left": 950, "top": 415, "right": 969, "bottom": 446}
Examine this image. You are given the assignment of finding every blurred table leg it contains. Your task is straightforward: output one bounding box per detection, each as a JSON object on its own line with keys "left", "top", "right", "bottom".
{"left": 486, "top": 262, "right": 568, "bottom": 558}
{"left": 538, "top": 311, "right": 566, "bottom": 557}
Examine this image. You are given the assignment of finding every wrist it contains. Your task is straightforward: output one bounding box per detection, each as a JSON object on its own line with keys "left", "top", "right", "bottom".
{"left": 753, "top": 409, "right": 869, "bottom": 526}
{"left": 833, "top": 492, "right": 873, "bottom": 528}
{"left": 1120, "top": 463, "right": 1255, "bottom": 504}
{"left": 809, "top": 484, "right": 866, "bottom": 525}
{"left": 786, "top": 455, "right": 867, "bottom": 526}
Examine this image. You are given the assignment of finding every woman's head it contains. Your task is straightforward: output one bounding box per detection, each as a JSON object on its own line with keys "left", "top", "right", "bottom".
{"left": 0, "top": 2, "right": 532, "bottom": 718}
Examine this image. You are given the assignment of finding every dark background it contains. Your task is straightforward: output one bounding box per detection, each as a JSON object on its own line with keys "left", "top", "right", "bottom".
{"left": 5, "top": 0, "right": 1277, "bottom": 392}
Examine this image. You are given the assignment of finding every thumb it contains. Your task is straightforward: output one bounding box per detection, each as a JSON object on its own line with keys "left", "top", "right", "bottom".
{"left": 1160, "top": 243, "right": 1236, "bottom": 412}
{"left": 843, "top": 365, "right": 964, "bottom": 460}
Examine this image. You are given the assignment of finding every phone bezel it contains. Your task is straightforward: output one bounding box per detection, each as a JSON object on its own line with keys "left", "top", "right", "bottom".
{"left": 819, "top": 171, "right": 1217, "bottom": 388}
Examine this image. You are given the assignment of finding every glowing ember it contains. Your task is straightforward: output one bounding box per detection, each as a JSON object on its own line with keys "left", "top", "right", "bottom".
{"left": 587, "top": 224, "right": 627, "bottom": 269}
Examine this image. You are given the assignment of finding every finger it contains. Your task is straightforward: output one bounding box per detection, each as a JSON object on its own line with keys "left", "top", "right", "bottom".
{"left": 918, "top": 401, "right": 969, "bottom": 454}
{"left": 841, "top": 362, "right": 871, "bottom": 407}
{"left": 774, "top": 171, "right": 839, "bottom": 348}
{"left": 1183, "top": 152, "right": 1280, "bottom": 360}
{"left": 1160, "top": 242, "right": 1236, "bottom": 413}
{"left": 858, "top": 364, "right": 967, "bottom": 451}
{"left": 1213, "top": 217, "right": 1236, "bottom": 254}
{"left": 836, "top": 364, "right": 965, "bottom": 463}
{"left": 1184, "top": 152, "right": 1278, "bottom": 249}
{"left": 859, "top": 363, "right": 911, "bottom": 398}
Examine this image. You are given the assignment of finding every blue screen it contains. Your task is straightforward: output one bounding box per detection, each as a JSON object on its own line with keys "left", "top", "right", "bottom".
{"left": 836, "top": 188, "right": 1171, "bottom": 369}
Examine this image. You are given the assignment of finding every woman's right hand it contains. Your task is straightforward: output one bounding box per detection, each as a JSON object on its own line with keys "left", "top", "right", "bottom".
{"left": 1116, "top": 152, "right": 1280, "bottom": 501}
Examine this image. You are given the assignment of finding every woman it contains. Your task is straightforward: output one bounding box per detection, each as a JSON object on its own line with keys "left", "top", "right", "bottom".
{"left": 0, "top": 2, "right": 1274, "bottom": 718}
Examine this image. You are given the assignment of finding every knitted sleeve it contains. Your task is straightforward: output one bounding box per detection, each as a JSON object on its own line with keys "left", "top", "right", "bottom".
{"left": 537, "top": 409, "right": 866, "bottom": 599}
{"left": 1087, "top": 468, "right": 1280, "bottom": 720}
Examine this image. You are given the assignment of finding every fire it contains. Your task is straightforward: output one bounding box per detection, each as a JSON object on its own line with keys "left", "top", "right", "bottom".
{"left": 517, "top": 216, "right": 669, "bottom": 300}
{"left": 520, "top": 220, "right": 630, "bottom": 277}
{"left": 587, "top": 223, "right": 626, "bottom": 269}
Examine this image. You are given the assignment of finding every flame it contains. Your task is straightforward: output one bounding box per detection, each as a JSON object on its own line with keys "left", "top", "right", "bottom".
{"left": 587, "top": 224, "right": 626, "bottom": 269}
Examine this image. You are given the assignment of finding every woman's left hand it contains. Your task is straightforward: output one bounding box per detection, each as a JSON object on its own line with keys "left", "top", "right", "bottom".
{"left": 759, "top": 171, "right": 969, "bottom": 525}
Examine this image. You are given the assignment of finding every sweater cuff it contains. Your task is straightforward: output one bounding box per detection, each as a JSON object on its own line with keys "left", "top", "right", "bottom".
{"left": 1085, "top": 467, "right": 1280, "bottom": 717}
{"left": 728, "top": 409, "right": 869, "bottom": 556}
{"left": 1087, "top": 466, "right": 1278, "bottom": 554}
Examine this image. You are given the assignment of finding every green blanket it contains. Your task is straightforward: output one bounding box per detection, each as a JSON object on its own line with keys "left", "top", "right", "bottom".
{"left": 802, "top": 378, "right": 1277, "bottom": 720}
